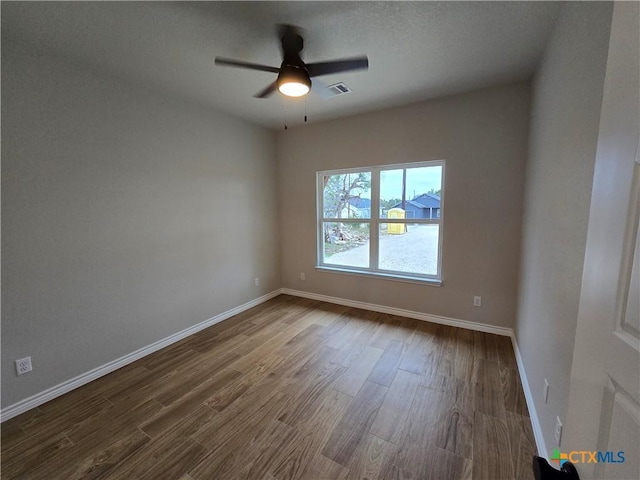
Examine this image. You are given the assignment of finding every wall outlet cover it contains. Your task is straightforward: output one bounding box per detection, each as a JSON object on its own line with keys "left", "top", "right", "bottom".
{"left": 16, "top": 357, "right": 33, "bottom": 375}
{"left": 554, "top": 416, "right": 563, "bottom": 445}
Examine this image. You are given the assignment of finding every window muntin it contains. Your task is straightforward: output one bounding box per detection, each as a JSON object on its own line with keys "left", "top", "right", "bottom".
{"left": 317, "top": 161, "right": 444, "bottom": 282}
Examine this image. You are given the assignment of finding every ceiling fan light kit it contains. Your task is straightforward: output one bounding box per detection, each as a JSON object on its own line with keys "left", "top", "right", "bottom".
{"left": 277, "top": 66, "right": 311, "bottom": 97}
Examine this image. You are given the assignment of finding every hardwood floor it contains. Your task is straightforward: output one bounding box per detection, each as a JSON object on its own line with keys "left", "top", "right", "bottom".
{"left": 0, "top": 295, "right": 537, "bottom": 479}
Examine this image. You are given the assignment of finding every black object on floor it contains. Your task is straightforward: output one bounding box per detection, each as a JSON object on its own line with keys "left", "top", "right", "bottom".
{"left": 533, "top": 455, "right": 580, "bottom": 480}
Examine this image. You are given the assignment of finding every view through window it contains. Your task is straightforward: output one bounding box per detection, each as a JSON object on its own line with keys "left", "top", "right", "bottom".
{"left": 317, "top": 161, "right": 444, "bottom": 281}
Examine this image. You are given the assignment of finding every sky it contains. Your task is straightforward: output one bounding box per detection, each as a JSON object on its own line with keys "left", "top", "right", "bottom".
{"left": 345, "top": 166, "right": 442, "bottom": 200}
{"left": 380, "top": 166, "right": 442, "bottom": 200}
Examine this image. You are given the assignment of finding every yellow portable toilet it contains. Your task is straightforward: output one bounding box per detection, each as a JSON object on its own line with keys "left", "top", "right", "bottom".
{"left": 387, "top": 208, "right": 406, "bottom": 234}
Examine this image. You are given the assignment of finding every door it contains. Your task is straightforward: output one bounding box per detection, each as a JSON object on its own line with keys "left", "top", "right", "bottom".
{"left": 564, "top": 3, "right": 640, "bottom": 480}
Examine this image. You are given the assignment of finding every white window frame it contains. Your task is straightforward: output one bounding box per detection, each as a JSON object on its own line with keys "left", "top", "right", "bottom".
{"left": 316, "top": 160, "right": 445, "bottom": 285}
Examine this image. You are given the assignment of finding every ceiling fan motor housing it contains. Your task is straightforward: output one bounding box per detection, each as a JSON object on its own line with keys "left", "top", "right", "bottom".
{"left": 278, "top": 30, "right": 311, "bottom": 92}
{"left": 281, "top": 30, "right": 305, "bottom": 61}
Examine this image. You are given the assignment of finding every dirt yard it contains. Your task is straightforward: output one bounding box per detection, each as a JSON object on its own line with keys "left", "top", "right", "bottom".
{"left": 325, "top": 224, "right": 439, "bottom": 275}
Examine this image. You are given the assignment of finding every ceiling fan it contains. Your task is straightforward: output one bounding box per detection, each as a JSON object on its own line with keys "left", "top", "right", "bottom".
{"left": 215, "top": 25, "right": 369, "bottom": 99}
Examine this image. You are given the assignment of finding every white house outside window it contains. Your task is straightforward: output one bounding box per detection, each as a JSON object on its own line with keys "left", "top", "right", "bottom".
{"left": 317, "top": 160, "right": 444, "bottom": 283}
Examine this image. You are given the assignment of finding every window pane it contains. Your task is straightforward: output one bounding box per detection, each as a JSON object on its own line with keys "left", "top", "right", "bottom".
{"left": 380, "top": 166, "right": 442, "bottom": 219}
{"left": 323, "top": 222, "right": 370, "bottom": 268}
{"left": 322, "top": 172, "right": 372, "bottom": 219}
{"left": 379, "top": 223, "right": 439, "bottom": 275}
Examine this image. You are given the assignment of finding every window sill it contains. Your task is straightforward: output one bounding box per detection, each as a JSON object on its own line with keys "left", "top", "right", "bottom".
{"left": 315, "top": 266, "right": 443, "bottom": 286}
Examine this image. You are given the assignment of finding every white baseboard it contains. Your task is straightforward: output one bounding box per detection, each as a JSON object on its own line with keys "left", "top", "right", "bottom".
{"left": 510, "top": 334, "right": 549, "bottom": 460}
{"left": 281, "top": 287, "right": 548, "bottom": 459}
{"left": 0, "top": 290, "right": 281, "bottom": 422}
{"left": 281, "top": 288, "right": 514, "bottom": 337}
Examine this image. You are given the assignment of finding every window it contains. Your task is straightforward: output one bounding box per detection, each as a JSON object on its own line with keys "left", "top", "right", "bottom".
{"left": 317, "top": 161, "right": 444, "bottom": 283}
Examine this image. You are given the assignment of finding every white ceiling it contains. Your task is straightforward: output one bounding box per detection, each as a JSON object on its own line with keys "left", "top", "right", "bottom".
{"left": 2, "top": 1, "right": 561, "bottom": 129}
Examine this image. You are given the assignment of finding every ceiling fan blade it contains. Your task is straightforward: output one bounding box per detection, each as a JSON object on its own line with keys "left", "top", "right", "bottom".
{"left": 307, "top": 56, "right": 369, "bottom": 77}
{"left": 254, "top": 82, "right": 278, "bottom": 98}
{"left": 215, "top": 57, "right": 280, "bottom": 74}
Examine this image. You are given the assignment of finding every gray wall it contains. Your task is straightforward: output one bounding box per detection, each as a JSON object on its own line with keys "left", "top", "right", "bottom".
{"left": 277, "top": 82, "right": 530, "bottom": 328}
{"left": 515, "top": 2, "right": 612, "bottom": 452}
{"left": 1, "top": 41, "right": 280, "bottom": 408}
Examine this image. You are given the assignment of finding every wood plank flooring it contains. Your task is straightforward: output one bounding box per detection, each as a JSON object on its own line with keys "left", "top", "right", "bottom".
{"left": 0, "top": 295, "right": 537, "bottom": 479}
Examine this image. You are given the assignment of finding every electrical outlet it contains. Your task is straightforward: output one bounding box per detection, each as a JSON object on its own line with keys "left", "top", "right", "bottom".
{"left": 473, "top": 296, "right": 482, "bottom": 307}
{"left": 254, "top": 277, "right": 260, "bottom": 287}
{"left": 300, "top": 272, "right": 306, "bottom": 281}
{"left": 16, "top": 357, "right": 32, "bottom": 376}
{"left": 543, "top": 379, "right": 549, "bottom": 403}
{"left": 555, "top": 416, "right": 563, "bottom": 445}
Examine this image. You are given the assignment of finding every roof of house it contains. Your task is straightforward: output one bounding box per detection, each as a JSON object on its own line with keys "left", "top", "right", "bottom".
{"left": 412, "top": 193, "right": 441, "bottom": 208}
{"left": 390, "top": 194, "right": 440, "bottom": 210}
{"left": 390, "top": 200, "right": 423, "bottom": 210}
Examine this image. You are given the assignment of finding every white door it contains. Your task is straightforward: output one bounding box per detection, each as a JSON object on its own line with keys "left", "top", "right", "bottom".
{"left": 564, "top": 3, "right": 640, "bottom": 480}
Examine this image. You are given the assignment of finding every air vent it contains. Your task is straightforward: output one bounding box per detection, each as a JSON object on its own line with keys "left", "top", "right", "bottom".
{"left": 326, "top": 82, "right": 352, "bottom": 96}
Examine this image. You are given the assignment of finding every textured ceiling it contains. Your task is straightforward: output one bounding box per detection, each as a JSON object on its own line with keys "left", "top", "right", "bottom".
{"left": 2, "top": 1, "right": 561, "bottom": 129}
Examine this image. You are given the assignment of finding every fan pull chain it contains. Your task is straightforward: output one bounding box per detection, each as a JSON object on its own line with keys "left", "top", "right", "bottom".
{"left": 283, "top": 98, "right": 288, "bottom": 130}
{"left": 304, "top": 97, "right": 308, "bottom": 123}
